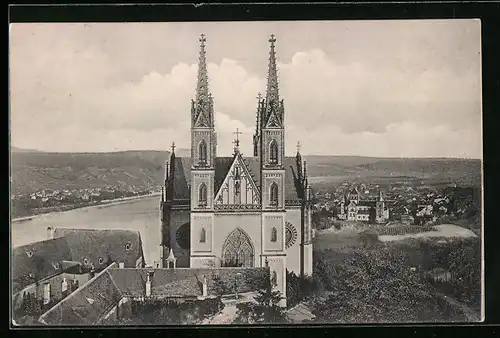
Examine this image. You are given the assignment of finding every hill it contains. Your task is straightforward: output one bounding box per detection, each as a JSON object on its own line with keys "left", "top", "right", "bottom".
{"left": 10, "top": 150, "right": 481, "bottom": 196}
{"left": 303, "top": 156, "right": 481, "bottom": 187}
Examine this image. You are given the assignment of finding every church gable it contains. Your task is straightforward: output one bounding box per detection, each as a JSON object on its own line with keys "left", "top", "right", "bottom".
{"left": 214, "top": 154, "right": 261, "bottom": 209}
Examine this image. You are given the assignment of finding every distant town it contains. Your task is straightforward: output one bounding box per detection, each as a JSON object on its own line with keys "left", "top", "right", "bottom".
{"left": 11, "top": 186, "right": 160, "bottom": 219}
{"left": 311, "top": 180, "right": 481, "bottom": 232}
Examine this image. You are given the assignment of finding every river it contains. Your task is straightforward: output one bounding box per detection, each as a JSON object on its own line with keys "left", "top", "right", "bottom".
{"left": 11, "top": 195, "right": 162, "bottom": 266}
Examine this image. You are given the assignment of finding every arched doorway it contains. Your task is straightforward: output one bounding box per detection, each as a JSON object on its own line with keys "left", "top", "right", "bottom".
{"left": 221, "top": 228, "right": 254, "bottom": 267}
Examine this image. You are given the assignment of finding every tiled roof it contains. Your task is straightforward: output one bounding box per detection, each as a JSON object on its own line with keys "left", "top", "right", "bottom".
{"left": 12, "top": 237, "right": 72, "bottom": 294}
{"left": 12, "top": 229, "right": 144, "bottom": 295}
{"left": 54, "top": 228, "right": 144, "bottom": 270}
{"left": 214, "top": 157, "right": 234, "bottom": 195}
{"left": 358, "top": 200, "right": 376, "bottom": 207}
{"left": 108, "top": 267, "right": 269, "bottom": 299}
{"left": 39, "top": 264, "right": 122, "bottom": 325}
{"left": 172, "top": 156, "right": 301, "bottom": 204}
{"left": 172, "top": 157, "right": 192, "bottom": 200}
{"left": 38, "top": 266, "right": 270, "bottom": 325}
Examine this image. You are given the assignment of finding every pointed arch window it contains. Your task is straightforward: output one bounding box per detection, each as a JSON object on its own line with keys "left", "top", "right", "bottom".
{"left": 198, "top": 140, "right": 207, "bottom": 165}
{"left": 199, "top": 183, "right": 208, "bottom": 206}
{"left": 270, "top": 227, "right": 277, "bottom": 242}
{"left": 221, "top": 228, "right": 254, "bottom": 267}
{"left": 271, "top": 271, "right": 278, "bottom": 287}
{"left": 234, "top": 181, "right": 241, "bottom": 205}
{"left": 269, "top": 140, "right": 279, "bottom": 164}
{"left": 200, "top": 228, "right": 206, "bottom": 243}
{"left": 270, "top": 182, "right": 279, "bottom": 206}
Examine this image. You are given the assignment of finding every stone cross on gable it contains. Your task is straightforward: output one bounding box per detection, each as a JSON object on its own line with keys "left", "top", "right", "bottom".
{"left": 233, "top": 128, "right": 242, "bottom": 148}
{"left": 199, "top": 33, "right": 206, "bottom": 44}
{"left": 269, "top": 34, "right": 276, "bottom": 44}
{"left": 171, "top": 142, "right": 176, "bottom": 153}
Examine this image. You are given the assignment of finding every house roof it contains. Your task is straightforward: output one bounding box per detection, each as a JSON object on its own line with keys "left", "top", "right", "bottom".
{"left": 358, "top": 200, "right": 376, "bottom": 207}
{"left": 38, "top": 266, "right": 270, "bottom": 325}
{"left": 12, "top": 229, "right": 144, "bottom": 295}
{"left": 39, "top": 263, "right": 123, "bottom": 325}
{"left": 53, "top": 228, "right": 144, "bottom": 270}
{"left": 12, "top": 237, "right": 72, "bottom": 294}
{"left": 171, "top": 156, "right": 302, "bottom": 204}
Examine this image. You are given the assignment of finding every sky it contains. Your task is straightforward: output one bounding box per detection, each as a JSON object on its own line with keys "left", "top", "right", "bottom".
{"left": 9, "top": 20, "right": 482, "bottom": 158}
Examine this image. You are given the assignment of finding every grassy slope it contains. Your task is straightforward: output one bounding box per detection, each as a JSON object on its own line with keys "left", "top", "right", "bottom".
{"left": 10, "top": 149, "right": 481, "bottom": 195}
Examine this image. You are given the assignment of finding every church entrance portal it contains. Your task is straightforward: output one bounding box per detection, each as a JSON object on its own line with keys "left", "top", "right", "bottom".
{"left": 221, "top": 228, "right": 254, "bottom": 267}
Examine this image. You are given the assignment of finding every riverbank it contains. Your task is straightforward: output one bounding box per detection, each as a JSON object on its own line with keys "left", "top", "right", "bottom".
{"left": 11, "top": 192, "right": 161, "bottom": 223}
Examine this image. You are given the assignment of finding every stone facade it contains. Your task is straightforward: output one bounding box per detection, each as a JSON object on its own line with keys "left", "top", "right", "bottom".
{"left": 159, "top": 35, "right": 313, "bottom": 308}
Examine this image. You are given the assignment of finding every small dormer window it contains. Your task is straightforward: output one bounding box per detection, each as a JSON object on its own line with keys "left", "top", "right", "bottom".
{"left": 26, "top": 250, "right": 33, "bottom": 258}
{"left": 126, "top": 242, "right": 132, "bottom": 250}
{"left": 98, "top": 257, "right": 104, "bottom": 264}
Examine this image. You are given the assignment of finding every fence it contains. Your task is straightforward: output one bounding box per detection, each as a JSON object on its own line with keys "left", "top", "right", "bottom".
{"left": 374, "top": 225, "right": 434, "bottom": 236}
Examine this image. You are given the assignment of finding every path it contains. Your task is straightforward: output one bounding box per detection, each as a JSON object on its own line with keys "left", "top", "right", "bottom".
{"left": 201, "top": 292, "right": 257, "bottom": 325}
{"left": 433, "top": 291, "right": 481, "bottom": 322}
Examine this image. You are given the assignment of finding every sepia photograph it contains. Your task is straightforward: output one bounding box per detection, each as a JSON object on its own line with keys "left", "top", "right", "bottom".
{"left": 9, "top": 20, "right": 483, "bottom": 326}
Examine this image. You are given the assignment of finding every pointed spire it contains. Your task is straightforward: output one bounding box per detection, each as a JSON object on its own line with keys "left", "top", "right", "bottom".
{"left": 255, "top": 92, "right": 262, "bottom": 134}
{"left": 193, "top": 34, "right": 214, "bottom": 128}
{"left": 167, "top": 248, "right": 175, "bottom": 260}
{"left": 196, "top": 34, "right": 209, "bottom": 102}
{"left": 266, "top": 34, "right": 279, "bottom": 104}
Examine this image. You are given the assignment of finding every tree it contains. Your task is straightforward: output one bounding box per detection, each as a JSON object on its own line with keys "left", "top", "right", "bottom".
{"left": 310, "top": 245, "right": 465, "bottom": 323}
{"left": 212, "top": 274, "right": 228, "bottom": 296}
{"left": 234, "top": 284, "right": 287, "bottom": 324}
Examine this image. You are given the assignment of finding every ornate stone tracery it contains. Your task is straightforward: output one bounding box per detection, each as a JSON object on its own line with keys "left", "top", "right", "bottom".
{"left": 285, "top": 222, "right": 298, "bottom": 249}
{"left": 221, "top": 228, "right": 254, "bottom": 267}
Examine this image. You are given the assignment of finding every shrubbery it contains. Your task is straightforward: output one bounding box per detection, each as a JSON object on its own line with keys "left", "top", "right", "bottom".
{"left": 234, "top": 284, "right": 287, "bottom": 324}
{"left": 286, "top": 270, "right": 323, "bottom": 309}
{"left": 119, "top": 297, "right": 224, "bottom": 325}
{"left": 311, "top": 242, "right": 474, "bottom": 323}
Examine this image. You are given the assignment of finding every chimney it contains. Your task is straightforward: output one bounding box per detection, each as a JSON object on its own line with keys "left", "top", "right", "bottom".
{"left": 46, "top": 227, "right": 54, "bottom": 240}
{"left": 202, "top": 275, "right": 208, "bottom": 297}
{"left": 145, "top": 272, "right": 152, "bottom": 297}
{"left": 118, "top": 262, "right": 125, "bottom": 269}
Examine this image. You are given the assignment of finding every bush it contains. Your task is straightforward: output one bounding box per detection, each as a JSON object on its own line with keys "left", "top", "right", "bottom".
{"left": 311, "top": 242, "right": 477, "bottom": 323}
{"left": 286, "top": 270, "right": 322, "bottom": 309}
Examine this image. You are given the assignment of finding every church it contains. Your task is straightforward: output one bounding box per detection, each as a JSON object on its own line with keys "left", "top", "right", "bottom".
{"left": 157, "top": 34, "right": 314, "bottom": 306}
{"left": 338, "top": 187, "right": 390, "bottom": 224}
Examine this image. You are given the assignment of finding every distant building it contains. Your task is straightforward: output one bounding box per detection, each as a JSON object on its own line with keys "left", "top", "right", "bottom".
{"left": 416, "top": 204, "right": 433, "bottom": 217}
{"left": 401, "top": 214, "right": 415, "bottom": 225}
{"left": 338, "top": 187, "right": 389, "bottom": 224}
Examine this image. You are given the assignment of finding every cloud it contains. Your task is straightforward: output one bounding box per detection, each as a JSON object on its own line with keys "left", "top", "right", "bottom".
{"left": 9, "top": 23, "right": 481, "bottom": 158}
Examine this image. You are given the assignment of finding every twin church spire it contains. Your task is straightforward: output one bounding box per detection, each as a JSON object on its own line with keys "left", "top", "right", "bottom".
{"left": 187, "top": 34, "right": 289, "bottom": 161}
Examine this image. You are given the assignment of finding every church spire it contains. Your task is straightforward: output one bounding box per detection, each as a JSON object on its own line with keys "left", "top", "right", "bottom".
{"left": 266, "top": 34, "right": 279, "bottom": 105}
{"left": 196, "top": 33, "right": 209, "bottom": 103}
{"left": 263, "top": 34, "right": 283, "bottom": 129}
{"left": 253, "top": 93, "right": 263, "bottom": 157}
{"left": 192, "top": 34, "right": 213, "bottom": 128}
